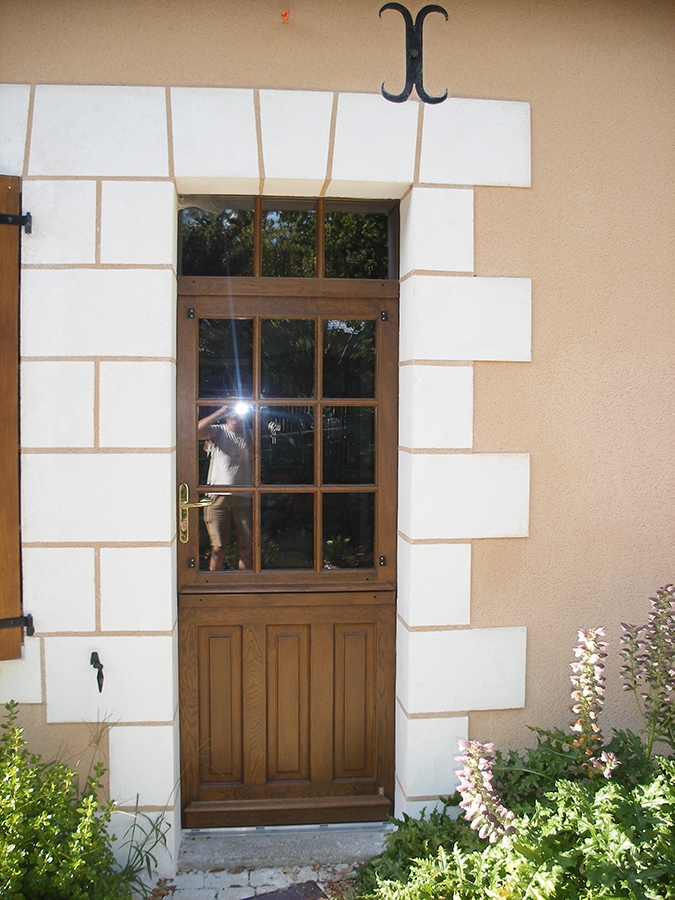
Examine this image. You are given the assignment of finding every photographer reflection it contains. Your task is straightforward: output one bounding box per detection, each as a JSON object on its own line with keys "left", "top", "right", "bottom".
{"left": 198, "top": 404, "right": 252, "bottom": 570}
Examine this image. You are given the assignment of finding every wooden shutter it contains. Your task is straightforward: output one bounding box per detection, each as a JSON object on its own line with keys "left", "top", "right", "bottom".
{"left": 0, "top": 176, "right": 23, "bottom": 660}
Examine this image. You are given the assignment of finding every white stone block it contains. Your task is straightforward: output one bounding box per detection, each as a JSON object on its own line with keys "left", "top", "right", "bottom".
{"left": 0, "top": 84, "right": 30, "bottom": 175}
{"left": 260, "top": 90, "right": 333, "bottom": 196}
{"left": 400, "top": 276, "right": 532, "bottom": 362}
{"left": 99, "top": 361, "right": 175, "bottom": 448}
{"left": 399, "top": 365, "right": 472, "bottom": 449}
{"left": 100, "top": 547, "right": 175, "bottom": 633}
{"left": 22, "top": 547, "right": 96, "bottom": 633}
{"left": 397, "top": 625, "right": 527, "bottom": 713}
{"left": 100, "top": 181, "right": 176, "bottom": 266}
{"left": 21, "top": 361, "right": 94, "bottom": 448}
{"left": 109, "top": 809, "right": 176, "bottom": 879}
{"left": 400, "top": 188, "right": 473, "bottom": 275}
{"left": 395, "top": 783, "right": 444, "bottom": 820}
{"left": 21, "top": 181, "right": 96, "bottom": 265}
{"left": 328, "top": 93, "right": 418, "bottom": 197}
{"left": 171, "top": 88, "right": 259, "bottom": 193}
{"left": 398, "top": 540, "right": 471, "bottom": 627}
{"left": 21, "top": 453, "right": 175, "bottom": 543}
{"left": 420, "top": 98, "right": 531, "bottom": 187}
{"left": 396, "top": 707, "right": 468, "bottom": 798}
{"left": 399, "top": 452, "right": 529, "bottom": 539}
{"left": 44, "top": 635, "right": 174, "bottom": 722}
{"left": 21, "top": 269, "right": 176, "bottom": 358}
{"left": 29, "top": 85, "right": 169, "bottom": 177}
{"left": 0, "top": 637, "right": 42, "bottom": 704}
{"left": 109, "top": 725, "right": 176, "bottom": 807}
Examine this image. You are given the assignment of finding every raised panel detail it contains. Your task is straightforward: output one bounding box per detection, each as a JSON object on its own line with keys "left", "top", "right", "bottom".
{"left": 267, "top": 625, "right": 310, "bottom": 781}
{"left": 199, "top": 627, "right": 243, "bottom": 784}
{"left": 334, "top": 623, "right": 375, "bottom": 779}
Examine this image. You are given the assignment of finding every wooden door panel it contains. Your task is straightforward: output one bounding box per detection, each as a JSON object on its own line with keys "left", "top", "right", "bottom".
{"left": 334, "top": 624, "right": 375, "bottom": 779}
{"left": 198, "top": 627, "right": 243, "bottom": 784}
{"left": 267, "top": 625, "right": 310, "bottom": 782}
{"left": 179, "top": 596, "right": 395, "bottom": 825}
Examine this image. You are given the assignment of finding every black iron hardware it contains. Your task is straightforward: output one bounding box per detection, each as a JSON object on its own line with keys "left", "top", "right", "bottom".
{"left": 90, "top": 652, "right": 104, "bottom": 693}
{"left": 379, "top": 555, "right": 387, "bottom": 566}
{"left": 0, "top": 212, "right": 32, "bottom": 234}
{"left": 380, "top": 310, "right": 389, "bottom": 321}
{"left": 379, "top": 3, "right": 448, "bottom": 104}
{"left": 188, "top": 557, "right": 196, "bottom": 568}
{"left": 187, "top": 308, "right": 195, "bottom": 319}
{"left": 0, "top": 614, "right": 35, "bottom": 636}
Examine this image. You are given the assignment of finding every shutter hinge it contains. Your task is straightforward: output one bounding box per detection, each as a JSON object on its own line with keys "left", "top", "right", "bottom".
{"left": 0, "top": 614, "right": 35, "bottom": 636}
{"left": 0, "top": 212, "right": 32, "bottom": 234}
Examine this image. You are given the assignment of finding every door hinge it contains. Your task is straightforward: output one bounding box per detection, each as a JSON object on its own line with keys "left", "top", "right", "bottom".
{"left": 0, "top": 212, "right": 32, "bottom": 234}
{"left": 187, "top": 307, "right": 195, "bottom": 319}
{"left": 379, "top": 555, "right": 387, "bottom": 566}
{"left": 380, "top": 310, "right": 388, "bottom": 321}
{"left": 0, "top": 614, "right": 35, "bottom": 636}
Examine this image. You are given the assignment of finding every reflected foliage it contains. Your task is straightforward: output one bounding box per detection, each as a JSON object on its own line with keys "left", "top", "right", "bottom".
{"left": 261, "top": 319, "right": 315, "bottom": 398}
{"left": 261, "top": 406, "right": 315, "bottom": 485}
{"left": 323, "top": 493, "right": 374, "bottom": 568}
{"left": 262, "top": 210, "right": 316, "bottom": 277}
{"left": 323, "top": 406, "right": 375, "bottom": 485}
{"left": 323, "top": 320, "right": 375, "bottom": 398}
{"left": 261, "top": 494, "right": 314, "bottom": 569}
{"left": 181, "top": 208, "right": 254, "bottom": 276}
{"left": 325, "top": 212, "right": 389, "bottom": 279}
{"left": 198, "top": 319, "right": 254, "bottom": 399}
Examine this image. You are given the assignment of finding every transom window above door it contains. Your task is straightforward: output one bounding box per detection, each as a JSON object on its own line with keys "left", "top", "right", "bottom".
{"left": 178, "top": 197, "right": 399, "bottom": 279}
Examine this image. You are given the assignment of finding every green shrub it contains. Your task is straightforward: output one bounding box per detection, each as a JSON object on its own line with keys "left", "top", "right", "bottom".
{"left": 0, "top": 701, "right": 167, "bottom": 900}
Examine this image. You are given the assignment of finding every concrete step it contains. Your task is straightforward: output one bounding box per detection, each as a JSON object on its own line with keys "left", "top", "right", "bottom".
{"left": 178, "top": 822, "right": 393, "bottom": 871}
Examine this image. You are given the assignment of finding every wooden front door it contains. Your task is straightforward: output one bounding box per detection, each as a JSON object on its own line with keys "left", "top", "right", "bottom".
{"left": 177, "top": 277, "right": 398, "bottom": 827}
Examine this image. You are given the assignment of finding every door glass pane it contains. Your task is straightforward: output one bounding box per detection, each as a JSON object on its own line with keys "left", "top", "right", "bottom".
{"left": 180, "top": 203, "right": 254, "bottom": 276}
{"left": 324, "top": 211, "right": 389, "bottom": 279}
{"left": 261, "top": 494, "right": 314, "bottom": 569}
{"left": 198, "top": 404, "right": 253, "bottom": 487}
{"left": 261, "top": 319, "right": 315, "bottom": 398}
{"left": 322, "top": 493, "right": 374, "bottom": 569}
{"left": 323, "top": 320, "right": 375, "bottom": 398}
{"left": 262, "top": 201, "right": 316, "bottom": 277}
{"left": 199, "top": 319, "right": 254, "bottom": 399}
{"left": 199, "top": 492, "right": 253, "bottom": 571}
{"left": 261, "top": 406, "right": 315, "bottom": 485}
{"left": 323, "top": 407, "right": 375, "bottom": 484}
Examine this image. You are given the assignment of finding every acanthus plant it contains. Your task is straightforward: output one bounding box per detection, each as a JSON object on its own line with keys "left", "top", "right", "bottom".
{"left": 455, "top": 740, "right": 516, "bottom": 845}
{"left": 621, "top": 583, "right": 675, "bottom": 757}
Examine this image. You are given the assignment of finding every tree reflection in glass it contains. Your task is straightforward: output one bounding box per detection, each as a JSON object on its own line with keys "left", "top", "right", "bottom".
{"left": 198, "top": 319, "right": 254, "bottom": 399}
{"left": 324, "top": 211, "right": 388, "bottom": 279}
{"left": 261, "top": 494, "right": 314, "bottom": 569}
{"left": 261, "top": 319, "right": 315, "bottom": 398}
{"left": 262, "top": 206, "right": 316, "bottom": 277}
{"left": 323, "top": 407, "right": 375, "bottom": 485}
{"left": 181, "top": 206, "right": 254, "bottom": 276}
{"left": 322, "top": 493, "right": 374, "bottom": 569}
{"left": 261, "top": 407, "right": 315, "bottom": 485}
{"left": 323, "top": 320, "right": 375, "bottom": 398}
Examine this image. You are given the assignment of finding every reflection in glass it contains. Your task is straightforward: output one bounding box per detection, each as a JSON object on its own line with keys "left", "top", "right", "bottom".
{"left": 323, "top": 320, "right": 375, "bottom": 398}
{"left": 322, "top": 493, "right": 374, "bottom": 569}
{"left": 324, "top": 211, "right": 389, "bottom": 279}
{"left": 199, "top": 493, "right": 253, "bottom": 571}
{"left": 261, "top": 407, "right": 315, "bottom": 485}
{"left": 261, "top": 319, "right": 315, "bottom": 398}
{"left": 261, "top": 494, "right": 314, "bottom": 569}
{"left": 323, "top": 407, "right": 375, "bottom": 484}
{"left": 262, "top": 204, "right": 316, "bottom": 277}
{"left": 198, "top": 405, "right": 253, "bottom": 487}
{"left": 199, "top": 319, "right": 253, "bottom": 399}
{"left": 181, "top": 205, "right": 254, "bottom": 276}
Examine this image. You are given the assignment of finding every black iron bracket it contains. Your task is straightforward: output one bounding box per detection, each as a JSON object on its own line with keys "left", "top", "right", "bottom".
{"left": 0, "top": 212, "right": 32, "bottom": 234}
{"left": 90, "top": 652, "right": 104, "bottom": 693}
{"left": 379, "top": 3, "right": 448, "bottom": 104}
{"left": 0, "top": 614, "right": 35, "bottom": 636}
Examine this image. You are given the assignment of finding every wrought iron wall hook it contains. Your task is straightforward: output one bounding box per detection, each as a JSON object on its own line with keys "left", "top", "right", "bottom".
{"left": 379, "top": 3, "right": 448, "bottom": 104}
{"left": 90, "top": 652, "right": 104, "bottom": 693}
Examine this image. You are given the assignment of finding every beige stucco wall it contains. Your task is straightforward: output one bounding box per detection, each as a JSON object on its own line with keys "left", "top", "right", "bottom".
{"left": 2, "top": 0, "right": 674, "bottom": 754}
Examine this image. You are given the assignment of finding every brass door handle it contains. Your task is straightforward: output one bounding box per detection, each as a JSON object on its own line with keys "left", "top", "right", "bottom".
{"left": 178, "top": 483, "right": 213, "bottom": 544}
